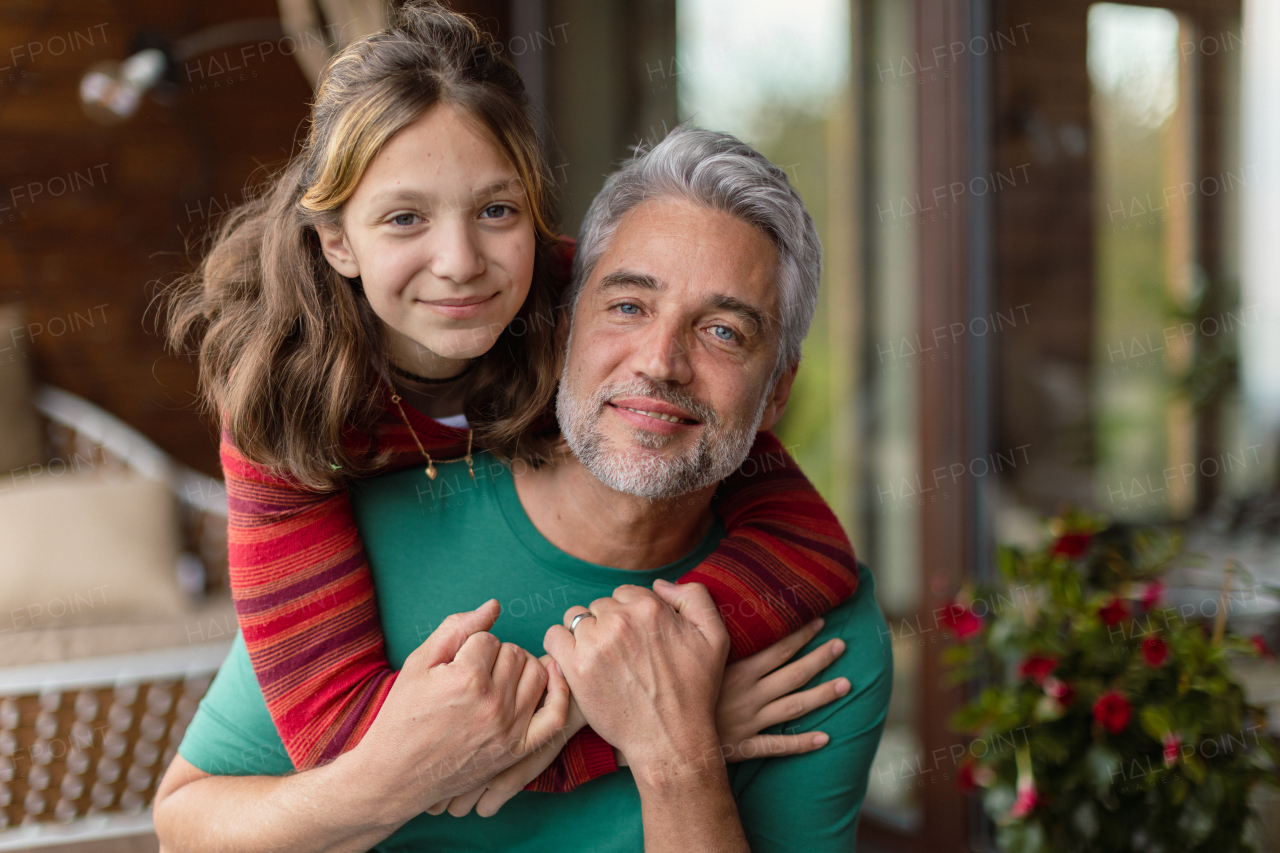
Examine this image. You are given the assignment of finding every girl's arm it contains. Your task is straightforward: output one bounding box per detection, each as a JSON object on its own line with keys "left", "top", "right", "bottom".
{"left": 688, "top": 430, "right": 859, "bottom": 661}
{"left": 222, "top": 430, "right": 617, "bottom": 786}
{"left": 221, "top": 433, "right": 399, "bottom": 769}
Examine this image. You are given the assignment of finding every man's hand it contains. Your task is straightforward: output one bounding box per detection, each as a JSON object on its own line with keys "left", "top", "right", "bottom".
{"left": 545, "top": 580, "right": 747, "bottom": 852}
{"left": 347, "top": 600, "right": 570, "bottom": 822}
{"left": 543, "top": 579, "right": 729, "bottom": 784}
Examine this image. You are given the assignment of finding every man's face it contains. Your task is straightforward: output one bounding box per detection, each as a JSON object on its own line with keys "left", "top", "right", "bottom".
{"left": 556, "top": 196, "right": 794, "bottom": 500}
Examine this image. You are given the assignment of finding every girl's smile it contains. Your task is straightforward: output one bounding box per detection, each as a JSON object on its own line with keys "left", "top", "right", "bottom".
{"left": 418, "top": 291, "right": 501, "bottom": 320}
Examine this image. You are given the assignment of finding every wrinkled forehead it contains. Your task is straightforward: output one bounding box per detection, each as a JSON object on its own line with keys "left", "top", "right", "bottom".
{"left": 577, "top": 198, "right": 782, "bottom": 322}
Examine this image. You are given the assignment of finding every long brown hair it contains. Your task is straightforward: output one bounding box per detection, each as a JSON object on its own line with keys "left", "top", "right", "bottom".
{"left": 165, "top": 0, "right": 564, "bottom": 490}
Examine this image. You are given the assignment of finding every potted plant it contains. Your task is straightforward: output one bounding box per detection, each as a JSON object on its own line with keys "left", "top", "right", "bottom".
{"left": 944, "top": 510, "right": 1280, "bottom": 852}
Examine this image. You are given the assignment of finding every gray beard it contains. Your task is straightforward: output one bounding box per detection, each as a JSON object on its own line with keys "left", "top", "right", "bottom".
{"left": 556, "top": 362, "right": 768, "bottom": 501}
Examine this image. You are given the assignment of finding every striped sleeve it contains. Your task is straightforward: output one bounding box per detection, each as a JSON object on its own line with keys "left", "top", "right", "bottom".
{"left": 683, "top": 431, "right": 858, "bottom": 661}
{"left": 221, "top": 434, "right": 397, "bottom": 769}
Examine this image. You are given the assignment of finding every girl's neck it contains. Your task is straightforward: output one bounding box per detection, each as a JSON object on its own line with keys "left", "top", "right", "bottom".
{"left": 389, "top": 370, "right": 470, "bottom": 422}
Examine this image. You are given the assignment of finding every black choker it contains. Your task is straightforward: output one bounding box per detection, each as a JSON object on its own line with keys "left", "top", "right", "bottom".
{"left": 389, "top": 360, "right": 475, "bottom": 386}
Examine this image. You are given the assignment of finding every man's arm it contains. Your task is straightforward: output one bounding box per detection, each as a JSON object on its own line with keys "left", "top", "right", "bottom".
{"left": 154, "top": 753, "right": 401, "bottom": 853}
{"left": 544, "top": 579, "right": 749, "bottom": 853}
{"left": 155, "top": 602, "right": 569, "bottom": 852}
{"left": 729, "top": 565, "right": 893, "bottom": 851}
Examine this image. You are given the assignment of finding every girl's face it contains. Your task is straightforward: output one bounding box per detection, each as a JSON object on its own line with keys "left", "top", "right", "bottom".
{"left": 317, "top": 103, "right": 537, "bottom": 376}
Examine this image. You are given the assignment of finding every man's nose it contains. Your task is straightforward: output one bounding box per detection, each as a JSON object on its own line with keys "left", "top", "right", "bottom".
{"left": 427, "top": 218, "right": 486, "bottom": 284}
{"left": 627, "top": 319, "right": 693, "bottom": 386}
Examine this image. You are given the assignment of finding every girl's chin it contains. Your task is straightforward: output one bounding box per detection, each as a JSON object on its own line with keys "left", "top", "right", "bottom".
{"left": 416, "top": 332, "right": 503, "bottom": 362}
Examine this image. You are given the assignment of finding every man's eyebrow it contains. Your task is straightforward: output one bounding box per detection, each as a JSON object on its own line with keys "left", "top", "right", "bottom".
{"left": 708, "top": 294, "right": 769, "bottom": 336}
{"left": 598, "top": 271, "right": 663, "bottom": 291}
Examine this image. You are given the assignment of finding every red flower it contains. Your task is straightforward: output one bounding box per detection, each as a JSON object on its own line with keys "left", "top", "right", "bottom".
{"left": 939, "top": 602, "right": 983, "bottom": 640}
{"left": 1043, "top": 676, "right": 1075, "bottom": 706}
{"left": 1140, "top": 580, "right": 1165, "bottom": 610}
{"left": 1099, "top": 597, "right": 1129, "bottom": 626}
{"left": 1051, "top": 532, "right": 1092, "bottom": 559}
{"left": 956, "top": 761, "right": 995, "bottom": 792}
{"left": 1017, "top": 653, "right": 1058, "bottom": 685}
{"left": 1009, "top": 783, "right": 1039, "bottom": 819}
{"left": 1093, "top": 691, "right": 1131, "bottom": 735}
{"left": 1141, "top": 635, "right": 1170, "bottom": 667}
{"left": 1252, "top": 634, "right": 1274, "bottom": 658}
{"left": 1163, "top": 732, "right": 1182, "bottom": 767}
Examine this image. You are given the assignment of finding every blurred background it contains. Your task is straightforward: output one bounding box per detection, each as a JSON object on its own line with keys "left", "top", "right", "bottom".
{"left": 0, "top": 0, "right": 1277, "bottom": 850}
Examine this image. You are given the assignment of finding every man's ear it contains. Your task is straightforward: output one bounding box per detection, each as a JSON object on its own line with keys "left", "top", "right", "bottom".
{"left": 758, "top": 364, "right": 798, "bottom": 432}
{"left": 315, "top": 222, "right": 361, "bottom": 279}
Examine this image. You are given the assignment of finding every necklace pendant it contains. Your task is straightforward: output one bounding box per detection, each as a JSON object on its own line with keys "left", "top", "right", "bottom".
{"left": 426, "top": 465, "right": 438, "bottom": 480}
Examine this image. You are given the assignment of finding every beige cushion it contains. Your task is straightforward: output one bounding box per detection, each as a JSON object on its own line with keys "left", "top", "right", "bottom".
{"left": 0, "top": 592, "right": 236, "bottom": 667}
{"left": 0, "top": 302, "right": 43, "bottom": 472}
{"left": 0, "top": 473, "right": 189, "bottom": 632}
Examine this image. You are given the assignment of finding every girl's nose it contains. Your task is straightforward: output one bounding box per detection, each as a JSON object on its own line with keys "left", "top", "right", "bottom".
{"left": 428, "top": 219, "right": 486, "bottom": 284}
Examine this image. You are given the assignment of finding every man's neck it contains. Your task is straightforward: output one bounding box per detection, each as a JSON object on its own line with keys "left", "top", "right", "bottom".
{"left": 513, "top": 455, "right": 718, "bottom": 570}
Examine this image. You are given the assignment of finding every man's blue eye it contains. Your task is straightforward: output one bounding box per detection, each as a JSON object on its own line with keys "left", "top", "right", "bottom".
{"left": 711, "top": 325, "right": 736, "bottom": 341}
{"left": 618, "top": 303, "right": 640, "bottom": 315}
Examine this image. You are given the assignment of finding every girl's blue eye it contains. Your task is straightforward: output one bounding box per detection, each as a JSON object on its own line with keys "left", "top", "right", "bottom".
{"left": 392, "top": 213, "right": 418, "bottom": 226}
{"left": 480, "top": 204, "right": 511, "bottom": 219}
{"left": 711, "top": 325, "right": 736, "bottom": 341}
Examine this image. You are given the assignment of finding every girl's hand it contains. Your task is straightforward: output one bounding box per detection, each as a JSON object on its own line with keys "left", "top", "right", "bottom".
{"left": 427, "top": 658, "right": 586, "bottom": 818}
{"left": 715, "top": 618, "right": 849, "bottom": 762}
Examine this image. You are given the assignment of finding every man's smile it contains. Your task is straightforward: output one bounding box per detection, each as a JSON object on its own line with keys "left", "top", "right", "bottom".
{"left": 607, "top": 398, "right": 701, "bottom": 432}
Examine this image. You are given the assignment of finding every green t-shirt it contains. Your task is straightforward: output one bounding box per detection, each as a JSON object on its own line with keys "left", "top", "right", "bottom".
{"left": 178, "top": 453, "right": 892, "bottom": 851}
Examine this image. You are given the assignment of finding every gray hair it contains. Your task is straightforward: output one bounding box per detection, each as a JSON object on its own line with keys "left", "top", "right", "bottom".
{"left": 570, "top": 124, "right": 822, "bottom": 376}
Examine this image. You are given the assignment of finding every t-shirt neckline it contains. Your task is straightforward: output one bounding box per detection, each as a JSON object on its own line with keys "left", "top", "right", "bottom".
{"left": 489, "top": 454, "right": 724, "bottom": 586}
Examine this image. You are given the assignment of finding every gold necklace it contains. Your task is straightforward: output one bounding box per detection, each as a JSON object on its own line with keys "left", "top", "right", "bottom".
{"left": 388, "top": 389, "right": 475, "bottom": 481}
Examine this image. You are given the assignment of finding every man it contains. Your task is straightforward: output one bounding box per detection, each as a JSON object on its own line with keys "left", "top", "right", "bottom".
{"left": 153, "top": 126, "right": 892, "bottom": 852}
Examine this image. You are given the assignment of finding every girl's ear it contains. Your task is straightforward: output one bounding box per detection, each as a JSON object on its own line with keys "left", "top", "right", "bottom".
{"left": 316, "top": 222, "right": 361, "bottom": 278}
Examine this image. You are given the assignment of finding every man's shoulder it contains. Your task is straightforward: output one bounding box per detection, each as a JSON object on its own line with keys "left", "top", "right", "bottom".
{"left": 832, "top": 565, "right": 892, "bottom": 648}
{"left": 825, "top": 563, "right": 893, "bottom": 690}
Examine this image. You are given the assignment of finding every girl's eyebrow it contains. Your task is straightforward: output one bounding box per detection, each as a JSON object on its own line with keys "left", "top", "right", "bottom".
{"left": 367, "top": 189, "right": 431, "bottom": 206}
{"left": 469, "top": 177, "right": 525, "bottom": 200}
{"left": 366, "top": 176, "right": 523, "bottom": 209}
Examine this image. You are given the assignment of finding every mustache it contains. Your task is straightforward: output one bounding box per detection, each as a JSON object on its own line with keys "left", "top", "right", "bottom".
{"left": 593, "top": 378, "right": 719, "bottom": 427}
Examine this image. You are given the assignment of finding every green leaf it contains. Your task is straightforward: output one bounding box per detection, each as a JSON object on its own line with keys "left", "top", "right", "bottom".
{"left": 1072, "top": 801, "right": 1100, "bottom": 839}
{"left": 1183, "top": 754, "right": 1206, "bottom": 786}
{"left": 996, "top": 821, "right": 1046, "bottom": 853}
{"left": 1087, "top": 744, "right": 1122, "bottom": 795}
{"left": 1168, "top": 773, "right": 1189, "bottom": 805}
{"left": 1140, "top": 706, "right": 1176, "bottom": 741}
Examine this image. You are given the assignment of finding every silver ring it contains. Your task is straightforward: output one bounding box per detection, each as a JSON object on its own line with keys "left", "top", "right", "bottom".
{"left": 569, "top": 612, "right": 595, "bottom": 635}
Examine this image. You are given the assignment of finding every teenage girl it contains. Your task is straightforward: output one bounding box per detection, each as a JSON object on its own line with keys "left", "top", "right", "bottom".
{"left": 166, "top": 0, "right": 859, "bottom": 813}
